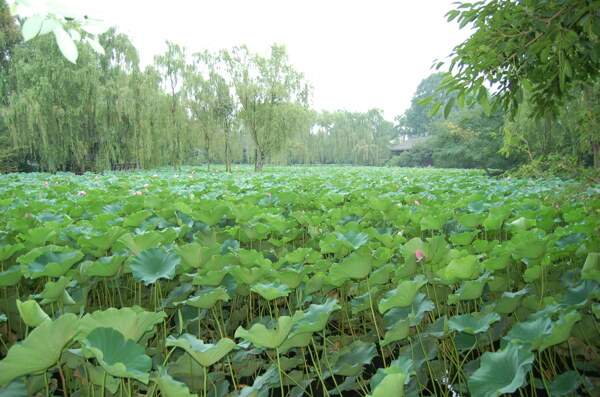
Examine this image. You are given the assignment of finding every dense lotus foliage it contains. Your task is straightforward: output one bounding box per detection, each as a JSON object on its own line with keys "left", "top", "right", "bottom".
{"left": 0, "top": 166, "right": 598, "bottom": 396}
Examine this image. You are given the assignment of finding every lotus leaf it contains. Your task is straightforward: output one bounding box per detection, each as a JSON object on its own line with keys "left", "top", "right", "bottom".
{"left": 0, "top": 313, "right": 79, "bottom": 386}
{"left": 234, "top": 311, "right": 303, "bottom": 349}
{"left": 130, "top": 248, "right": 181, "bottom": 285}
{"left": 182, "top": 286, "right": 229, "bottom": 309}
{"left": 16, "top": 299, "right": 50, "bottom": 327}
{"left": 0, "top": 265, "right": 22, "bottom": 287}
{"left": 78, "top": 306, "right": 166, "bottom": 342}
{"left": 448, "top": 311, "right": 500, "bottom": 334}
{"left": 18, "top": 246, "right": 84, "bottom": 279}
{"left": 378, "top": 275, "right": 427, "bottom": 313}
{"left": 166, "top": 334, "right": 238, "bottom": 367}
{"left": 468, "top": 343, "right": 534, "bottom": 397}
{"left": 251, "top": 282, "right": 291, "bottom": 300}
{"left": 83, "top": 327, "right": 151, "bottom": 383}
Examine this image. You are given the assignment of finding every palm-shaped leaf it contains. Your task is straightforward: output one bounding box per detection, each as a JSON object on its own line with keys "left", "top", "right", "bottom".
{"left": 166, "top": 334, "right": 239, "bottom": 367}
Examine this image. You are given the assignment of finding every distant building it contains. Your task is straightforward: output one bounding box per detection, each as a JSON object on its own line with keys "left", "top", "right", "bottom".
{"left": 389, "top": 135, "right": 431, "bottom": 156}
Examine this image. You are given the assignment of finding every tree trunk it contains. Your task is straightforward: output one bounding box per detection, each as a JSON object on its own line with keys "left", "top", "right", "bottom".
{"left": 255, "top": 148, "right": 263, "bottom": 172}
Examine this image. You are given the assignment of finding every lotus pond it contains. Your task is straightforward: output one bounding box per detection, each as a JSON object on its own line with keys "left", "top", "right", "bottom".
{"left": 0, "top": 166, "right": 598, "bottom": 397}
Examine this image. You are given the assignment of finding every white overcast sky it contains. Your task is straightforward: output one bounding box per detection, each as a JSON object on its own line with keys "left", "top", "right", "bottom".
{"left": 16, "top": 0, "right": 472, "bottom": 120}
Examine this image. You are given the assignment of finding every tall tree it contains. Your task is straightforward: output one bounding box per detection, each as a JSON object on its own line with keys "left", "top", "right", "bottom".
{"left": 155, "top": 41, "right": 188, "bottom": 167}
{"left": 437, "top": 0, "right": 599, "bottom": 120}
{"left": 225, "top": 45, "right": 311, "bottom": 172}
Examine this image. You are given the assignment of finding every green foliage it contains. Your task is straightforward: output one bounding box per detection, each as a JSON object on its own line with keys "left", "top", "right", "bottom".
{"left": 0, "top": 167, "right": 598, "bottom": 396}
{"left": 439, "top": 0, "right": 600, "bottom": 119}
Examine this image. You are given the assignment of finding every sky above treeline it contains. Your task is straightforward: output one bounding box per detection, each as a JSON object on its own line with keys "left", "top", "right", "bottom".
{"left": 14, "top": 0, "right": 472, "bottom": 120}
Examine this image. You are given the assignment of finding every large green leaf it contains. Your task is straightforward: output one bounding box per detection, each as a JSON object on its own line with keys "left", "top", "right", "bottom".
{"left": 166, "top": 334, "right": 238, "bottom": 367}
{"left": 18, "top": 246, "right": 84, "bottom": 279}
{"left": 448, "top": 311, "right": 500, "bottom": 335}
{"left": 83, "top": 327, "right": 151, "bottom": 383}
{"left": 16, "top": 299, "right": 50, "bottom": 327}
{"left": 468, "top": 343, "right": 534, "bottom": 397}
{"left": 234, "top": 312, "right": 304, "bottom": 349}
{"left": 156, "top": 367, "right": 196, "bottom": 397}
{"left": 378, "top": 275, "right": 427, "bottom": 314}
{"left": 78, "top": 306, "right": 166, "bottom": 343}
{"left": 0, "top": 314, "right": 79, "bottom": 387}
{"left": 130, "top": 248, "right": 181, "bottom": 285}
{"left": 181, "top": 286, "right": 229, "bottom": 309}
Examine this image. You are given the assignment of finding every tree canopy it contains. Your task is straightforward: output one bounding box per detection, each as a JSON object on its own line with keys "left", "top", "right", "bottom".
{"left": 434, "top": 0, "right": 600, "bottom": 119}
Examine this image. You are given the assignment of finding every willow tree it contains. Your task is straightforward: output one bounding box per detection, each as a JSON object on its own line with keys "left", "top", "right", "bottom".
{"left": 94, "top": 28, "right": 142, "bottom": 169}
{"left": 5, "top": 33, "right": 101, "bottom": 172}
{"left": 155, "top": 41, "right": 189, "bottom": 167}
{"left": 225, "top": 45, "right": 311, "bottom": 172}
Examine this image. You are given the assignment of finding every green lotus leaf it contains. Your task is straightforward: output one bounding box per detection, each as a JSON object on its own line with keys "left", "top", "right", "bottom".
{"left": 0, "top": 313, "right": 79, "bottom": 387}
{"left": 0, "top": 379, "right": 27, "bottom": 397}
{"left": 122, "top": 210, "right": 152, "bottom": 228}
{"left": 560, "top": 280, "right": 598, "bottom": 307}
{"left": 284, "top": 247, "right": 319, "bottom": 264}
{"left": 230, "top": 265, "right": 273, "bottom": 285}
{"left": 34, "top": 211, "right": 65, "bottom": 223}
{"left": 166, "top": 334, "right": 238, "bottom": 367}
{"left": 78, "top": 226, "right": 127, "bottom": 254}
{"left": 238, "top": 365, "right": 279, "bottom": 397}
{"left": 156, "top": 367, "right": 195, "bottom": 397}
{"left": 555, "top": 233, "right": 587, "bottom": 250}
{"left": 503, "top": 317, "right": 552, "bottom": 350}
{"left": 16, "top": 299, "right": 50, "bottom": 327}
{"left": 39, "top": 276, "right": 73, "bottom": 304}
{"left": 0, "top": 265, "right": 22, "bottom": 287}
{"left": 495, "top": 286, "right": 530, "bottom": 314}
{"left": 0, "top": 242, "right": 24, "bottom": 261}
{"left": 367, "top": 372, "right": 406, "bottom": 397}
{"left": 442, "top": 255, "right": 481, "bottom": 282}
{"left": 378, "top": 275, "right": 427, "bottom": 314}
{"left": 582, "top": 252, "right": 600, "bottom": 283}
{"left": 447, "top": 273, "right": 491, "bottom": 304}
{"left": 336, "top": 230, "right": 369, "bottom": 249}
{"left": 327, "top": 254, "right": 373, "bottom": 286}
{"left": 449, "top": 231, "right": 478, "bottom": 246}
{"left": 196, "top": 204, "right": 229, "bottom": 226}
{"left": 192, "top": 268, "right": 230, "bottom": 286}
{"left": 369, "top": 356, "right": 413, "bottom": 392}
{"left": 251, "top": 282, "right": 291, "bottom": 301}
{"left": 538, "top": 311, "right": 581, "bottom": 352}
{"left": 130, "top": 248, "right": 181, "bottom": 285}
{"left": 483, "top": 253, "right": 511, "bottom": 271}
{"left": 234, "top": 311, "right": 304, "bottom": 349}
{"left": 507, "top": 231, "right": 548, "bottom": 261}
{"left": 181, "top": 286, "right": 229, "bottom": 309}
{"left": 547, "top": 370, "right": 581, "bottom": 396}
{"left": 382, "top": 317, "right": 411, "bottom": 347}
{"left": 117, "top": 232, "right": 164, "bottom": 254}
{"left": 482, "top": 216, "right": 504, "bottom": 231}
{"left": 506, "top": 216, "right": 536, "bottom": 232}
{"left": 78, "top": 306, "right": 166, "bottom": 343}
{"left": 448, "top": 311, "right": 500, "bottom": 334}
{"left": 79, "top": 254, "right": 127, "bottom": 277}
{"left": 468, "top": 343, "right": 534, "bottom": 397}
{"left": 174, "top": 243, "right": 221, "bottom": 269}
{"left": 294, "top": 298, "right": 340, "bottom": 334}
{"left": 18, "top": 246, "right": 84, "bottom": 279}
{"left": 83, "top": 327, "right": 151, "bottom": 383}
{"left": 383, "top": 293, "right": 435, "bottom": 328}
{"left": 523, "top": 265, "right": 543, "bottom": 282}
{"left": 330, "top": 340, "right": 377, "bottom": 377}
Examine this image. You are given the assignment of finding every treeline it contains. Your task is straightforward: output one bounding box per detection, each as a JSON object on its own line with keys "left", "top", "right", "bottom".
{"left": 0, "top": 3, "right": 395, "bottom": 173}
{"left": 392, "top": 72, "right": 599, "bottom": 178}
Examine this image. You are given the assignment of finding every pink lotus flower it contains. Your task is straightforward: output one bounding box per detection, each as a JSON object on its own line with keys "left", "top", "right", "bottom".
{"left": 267, "top": 193, "right": 272, "bottom": 198}
{"left": 95, "top": 176, "right": 99, "bottom": 180}
{"left": 136, "top": 191, "right": 142, "bottom": 195}
{"left": 397, "top": 231, "right": 402, "bottom": 236}
{"left": 506, "top": 176, "right": 511, "bottom": 180}
{"left": 152, "top": 174, "right": 158, "bottom": 178}
{"left": 215, "top": 170, "right": 219, "bottom": 173}
{"left": 77, "top": 190, "right": 87, "bottom": 195}
{"left": 529, "top": 180, "right": 534, "bottom": 184}
{"left": 55, "top": 181, "right": 59, "bottom": 185}
{"left": 188, "top": 175, "right": 193, "bottom": 178}
{"left": 24, "top": 212, "right": 31, "bottom": 218}
{"left": 191, "top": 170, "right": 196, "bottom": 174}
{"left": 174, "top": 174, "right": 179, "bottom": 178}
{"left": 414, "top": 200, "right": 420, "bottom": 206}
{"left": 416, "top": 248, "right": 424, "bottom": 262}
{"left": 144, "top": 183, "right": 149, "bottom": 188}
{"left": 396, "top": 185, "right": 400, "bottom": 189}
{"left": 44, "top": 181, "right": 49, "bottom": 187}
